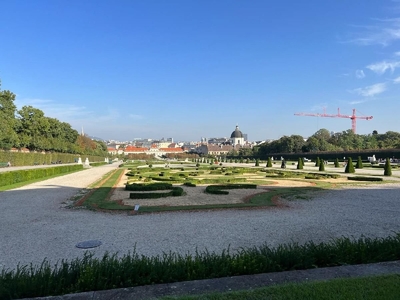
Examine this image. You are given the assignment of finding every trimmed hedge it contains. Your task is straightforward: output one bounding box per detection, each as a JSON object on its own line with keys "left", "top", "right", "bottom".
{"left": 0, "top": 165, "right": 84, "bottom": 187}
{"left": 0, "top": 151, "right": 105, "bottom": 167}
{"left": 129, "top": 187, "right": 184, "bottom": 199}
{"left": 125, "top": 183, "right": 172, "bottom": 191}
{"left": 205, "top": 184, "right": 257, "bottom": 195}
{"left": 89, "top": 162, "right": 107, "bottom": 167}
{"left": 347, "top": 176, "right": 383, "bottom": 182}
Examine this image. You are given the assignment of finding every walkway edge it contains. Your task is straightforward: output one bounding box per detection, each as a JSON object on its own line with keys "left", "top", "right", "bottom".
{"left": 25, "top": 260, "right": 400, "bottom": 300}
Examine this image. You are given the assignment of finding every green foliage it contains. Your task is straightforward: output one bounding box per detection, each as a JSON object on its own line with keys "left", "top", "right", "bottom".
{"left": 356, "top": 156, "right": 363, "bottom": 169}
{"left": 304, "top": 173, "right": 340, "bottom": 180}
{"left": 347, "top": 176, "right": 383, "bottom": 182}
{"left": 384, "top": 158, "right": 392, "bottom": 176}
{"left": 0, "top": 151, "right": 105, "bottom": 167}
{"left": 0, "top": 84, "right": 18, "bottom": 149}
{"left": 0, "top": 165, "right": 83, "bottom": 187}
{"left": 345, "top": 157, "right": 355, "bottom": 173}
{"left": 205, "top": 184, "right": 257, "bottom": 195}
{"left": 2, "top": 234, "right": 400, "bottom": 299}
{"left": 334, "top": 158, "right": 340, "bottom": 168}
{"left": 0, "top": 80, "right": 109, "bottom": 156}
{"left": 125, "top": 182, "right": 173, "bottom": 191}
{"left": 319, "top": 160, "right": 325, "bottom": 171}
{"left": 297, "top": 157, "right": 303, "bottom": 169}
{"left": 129, "top": 186, "right": 184, "bottom": 199}
{"left": 315, "top": 157, "right": 320, "bottom": 167}
{"left": 266, "top": 157, "right": 272, "bottom": 168}
{"left": 89, "top": 162, "right": 107, "bottom": 167}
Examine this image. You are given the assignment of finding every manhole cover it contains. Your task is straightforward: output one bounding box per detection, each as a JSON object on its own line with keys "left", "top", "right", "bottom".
{"left": 76, "top": 240, "right": 102, "bottom": 249}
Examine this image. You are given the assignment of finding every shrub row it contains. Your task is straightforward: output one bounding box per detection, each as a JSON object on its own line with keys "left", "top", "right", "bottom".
{"left": 129, "top": 187, "right": 184, "bottom": 199}
{"left": 2, "top": 234, "right": 400, "bottom": 299}
{"left": 347, "top": 176, "right": 384, "bottom": 182}
{"left": 89, "top": 162, "right": 107, "bottom": 167}
{"left": 0, "top": 165, "right": 84, "bottom": 187}
{"left": 125, "top": 183, "right": 173, "bottom": 191}
{"left": 307, "top": 173, "right": 340, "bottom": 179}
{"left": 205, "top": 184, "right": 257, "bottom": 195}
{"left": 0, "top": 151, "right": 105, "bottom": 167}
{"left": 191, "top": 177, "right": 246, "bottom": 184}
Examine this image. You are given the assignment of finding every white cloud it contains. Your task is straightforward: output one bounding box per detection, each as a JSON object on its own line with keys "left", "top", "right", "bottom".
{"left": 351, "top": 18, "right": 400, "bottom": 46}
{"left": 351, "top": 83, "right": 387, "bottom": 97}
{"left": 394, "top": 76, "right": 400, "bottom": 83}
{"left": 355, "top": 70, "right": 365, "bottom": 78}
{"left": 128, "top": 114, "right": 144, "bottom": 119}
{"left": 349, "top": 99, "right": 369, "bottom": 105}
{"left": 366, "top": 60, "right": 400, "bottom": 74}
{"left": 15, "top": 98, "right": 92, "bottom": 119}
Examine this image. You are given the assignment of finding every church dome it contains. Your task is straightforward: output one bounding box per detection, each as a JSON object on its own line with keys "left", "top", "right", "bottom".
{"left": 231, "top": 126, "right": 243, "bottom": 138}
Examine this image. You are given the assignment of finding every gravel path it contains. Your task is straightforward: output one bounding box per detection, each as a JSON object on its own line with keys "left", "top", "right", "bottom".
{"left": 1, "top": 164, "right": 400, "bottom": 271}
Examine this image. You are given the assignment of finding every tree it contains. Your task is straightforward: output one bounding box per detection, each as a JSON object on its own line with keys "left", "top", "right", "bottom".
{"left": 17, "top": 106, "right": 50, "bottom": 151}
{"left": 297, "top": 157, "right": 303, "bottom": 169}
{"left": 312, "top": 128, "right": 331, "bottom": 141}
{"left": 0, "top": 83, "right": 19, "bottom": 149}
{"left": 356, "top": 156, "right": 363, "bottom": 169}
{"left": 345, "top": 157, "right": 355, "bottom": 173}
{"left": 255, "top": 158, "right": 260, "bottom": 166}
{"left": 384, "top": 158, "right": 392, "bottom": 176}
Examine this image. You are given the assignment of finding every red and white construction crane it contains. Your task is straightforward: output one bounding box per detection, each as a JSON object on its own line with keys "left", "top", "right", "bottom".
{"left": 294, "top": 108, "right": 373, "bottom": 134}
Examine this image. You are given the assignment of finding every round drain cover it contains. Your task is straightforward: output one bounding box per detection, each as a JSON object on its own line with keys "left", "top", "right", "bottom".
{"left": 76, "top": 240, "right": 102, "bottom": 249}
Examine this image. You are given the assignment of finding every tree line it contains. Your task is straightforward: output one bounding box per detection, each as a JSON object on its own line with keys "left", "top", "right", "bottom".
{"left": 0, "top": 82, "right": 107, "bottom": 156}
{"left": 226, "top": 128, "right": 400, "bottom": 157}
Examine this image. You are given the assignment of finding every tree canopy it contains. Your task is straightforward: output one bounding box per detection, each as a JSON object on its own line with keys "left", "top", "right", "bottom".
{"left": 257, "top": 128, "right": 400, "bottom": 155}
{"left": 0, "top": 81, "right": 107, "bottom": 156}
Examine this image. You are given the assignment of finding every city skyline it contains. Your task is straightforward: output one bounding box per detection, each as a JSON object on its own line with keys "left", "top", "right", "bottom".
{"left": 2, "top": 1, "right": 400, "bottom": 141}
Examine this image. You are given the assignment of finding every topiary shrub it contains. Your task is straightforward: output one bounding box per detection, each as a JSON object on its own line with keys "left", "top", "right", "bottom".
{"left": 315, "top": 157, "right": 320, "bottom": 167}
{"left": 255, "top": 159, "right": 260, "bottom": 166}
{"left": 319, "top": 160, "right": 325, "bottom": 171}
{"left": 345, "top": 157, "right": 355, "bottom": 173}
{"left": 297, "top": 157, "right": 303, "bottom": 170}
{"left": 266, "top": 157, "right": 272, "bottom": 168}
{"left": 384, "top": 158, "right": 392, "bottom": 176}
{"left": 334, "top": 158, "right": 340, "bottom": 168}
{"left": 356, "top": 156, "right": 363, "bottom": 169}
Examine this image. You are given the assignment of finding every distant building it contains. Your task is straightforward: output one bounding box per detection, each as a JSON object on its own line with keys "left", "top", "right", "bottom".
{"left": 230, "top": 125, "right": 245, "bottom": 146}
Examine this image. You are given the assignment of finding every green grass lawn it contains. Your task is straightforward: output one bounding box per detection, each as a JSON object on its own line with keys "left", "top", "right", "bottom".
{"left": 161, "top": 274, "right": 400, "bottom": 300}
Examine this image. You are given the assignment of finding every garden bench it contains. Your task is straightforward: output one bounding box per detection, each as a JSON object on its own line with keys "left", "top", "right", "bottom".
{"left": 0, "top": 162, "right": 10, "bottom": 168}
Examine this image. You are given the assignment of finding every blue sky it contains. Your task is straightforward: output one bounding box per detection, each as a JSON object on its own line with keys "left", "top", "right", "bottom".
{"left": 1, "top": 0, "right": 400, "bottom": 142}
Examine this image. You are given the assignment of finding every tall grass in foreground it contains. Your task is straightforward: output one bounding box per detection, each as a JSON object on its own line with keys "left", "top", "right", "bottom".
{"left": 1, "top": 234, "right": 400, "bottom": 299}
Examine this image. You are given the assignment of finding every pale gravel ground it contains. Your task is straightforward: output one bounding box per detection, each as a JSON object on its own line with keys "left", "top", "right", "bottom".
{"left": 1, "top": 163, "right": 400, "bottom": 271}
